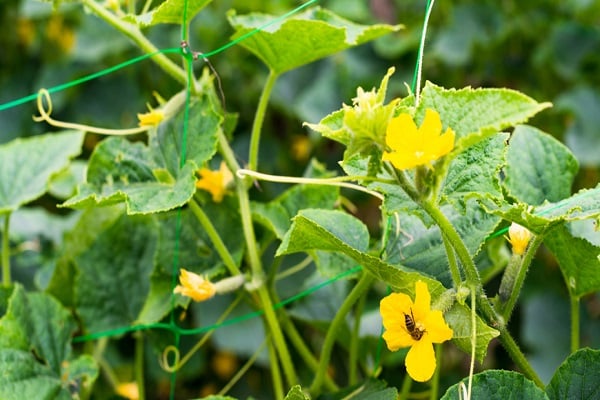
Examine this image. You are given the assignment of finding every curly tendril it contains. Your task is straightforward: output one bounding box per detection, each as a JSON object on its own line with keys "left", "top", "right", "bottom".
{"left": 33, "top": 88, "right": 151, "bottom": 135}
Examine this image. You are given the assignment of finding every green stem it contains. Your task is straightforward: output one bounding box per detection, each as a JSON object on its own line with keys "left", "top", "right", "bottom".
{"left": 570, "top": 296, "right": 580, "bottom": 353}
{"left": 248, "top": 70, "right": 278, "bottom": 171}
{"left": 349, "top": 289, "right": 366, "bottom": 386}
{"left": 134, "top": 333, "right": 145, "bottom": 400}
{"left": 81, "top": 0, "right": 188, "bottom": 86}
{"left": 429, "top": 343, "right": 442, "bottom": 400}
{"left": 496, "top": 326, "right": 544, "bottom": 388}
{"left": 280, "top": 313, "right": 338, "bottom": 391}
{"left": 309, "top": 272, "right": 374, "bottom": 395}
{"left": 2, "top": 213, "right": 11, "bottom": 286}
{"left": 188, "top": 198, "right": 242, "bottom": 276}
{"left": 442, "top": 233, "right": 462, "bottom": 288}
{"left": 399, "top": 373, "right": 412, "bottom": 400}
{"left": 500, "top": 234, "right": 544, "bottom": 322}
{"left": 266, "top": 338, "right": 284, "bottom": 400}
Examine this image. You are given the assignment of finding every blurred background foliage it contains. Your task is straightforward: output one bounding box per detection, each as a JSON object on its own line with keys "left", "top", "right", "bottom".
{"left": 1, "top": 0, "right": 599, "bottom": 397}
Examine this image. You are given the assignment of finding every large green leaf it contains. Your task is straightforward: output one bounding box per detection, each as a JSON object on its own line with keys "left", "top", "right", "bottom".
{"left": 543, "top": 223, "right": 600, "bottom": 298}
{"left": 74, "top": 212, "right": 158, "bottom": 332}
{"left": 61, "top": 137, "right": 197, "bottom": 214}
{"left": 0, "top": 285, "right": 98, "bottom": 398}
{"left": 0, "top": 349, "right": 71, "bottom": 400}
{"left": 125, "top": 0, "right": 212, "bottom": 27}
{"left": 63, "top": 85, "right": 221, "bottom": 215}
{"left": 504, "top": 125, "right": 578, "bottom": 205}
{"left": 319, "top": 378, "right": 397, "bottom": 400}
{"left": 546, "top": 348, "right": 600, "bottom": 400}
{"left": 417, "top": 82, "right": 551, "bottom": 151}
{"left": 441, "top": 370, "right": 549, "bottom": 400}
{"left": 276, "top": 209, "right": 498, "bottom": 360}
{"left": 0, "top": 130, "right": 84, "bottom": 214}
{"left": 228, "top": 7, "right": 401, "bottom": 74}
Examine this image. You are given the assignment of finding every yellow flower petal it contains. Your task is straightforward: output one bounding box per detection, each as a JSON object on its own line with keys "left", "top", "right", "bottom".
{"left": 173, "top": 269, "right": 216, "bottom": 302}
{"left": 380, "top": 292, "right": 416, "bottom": 350}
{"left": 137, "top": 110, "right": 164, "bottom": 127}
{"left": 115, "top": 382, "right": 139, "bottom": 400}
{"left": 196, "top": 162, "right": 232, "bottom": 203}
{"left": 383, "top": 109, "right": 455, "bottom": 170}
{"left": 423, "top": 310, "right": 454, "bottom": 343}
{"left": 507, "top": 223, "right": 532, "bottom": 256}
{"left": 412, "top": 280, "right": 431, "bottom": 321}
{"left": 405, "top": 338, "right": 436, "bottom": 382}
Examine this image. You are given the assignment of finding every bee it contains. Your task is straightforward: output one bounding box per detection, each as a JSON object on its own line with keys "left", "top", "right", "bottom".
{"left": 404, "top": 308, "right": 425, "bottom": 340}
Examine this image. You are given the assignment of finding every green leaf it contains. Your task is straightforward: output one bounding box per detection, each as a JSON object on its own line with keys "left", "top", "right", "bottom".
{"left": 417, "top": 82, "right": 551, "bottom": 151}
{"left": 0, "top": 286, "right": 98, "bottom": 398}
{"left": 383, "top": 199, "right": 500, "bottom": 286}
{"left": 48, "top": 160, "right": 86, "bottom": 199}
{"left": 0, "top": 349, "right": 71, "bottom": 400}
{"left": 443, "top": 132, "right": 507, "bottom": 201}
{"left": 284, "top": 385, "right": 310, "bottom": 400}
{"left": 149, "top": 91, "right": 221, "bottom": 178}
{"left": 480, "top": 184, "right": 600, "bottom": 235}
{"left": 276, "top": 209, "right": 498, "bottom": 360}
{"left": 444, "top": 303, "right": 500, "bottom": 363}
{"left": 546, "top": 348, "right": 600, "bottom": 400}
{"left": 556, "top": 87, "right": 600, "bottom": 166}
{"left": 0, "top": 130, "right": 84, "bottom": 214}
{"left": 125, "top": 0, "right": 212, "bottom": 27}
{"left": 74, "top": 212, "right": 158, "bottom": 332}
{"left": 319, "top": 378, "right": 397, "bottom": 400}
{"left": 61, "top": 137, "right": 197, "bottom": 214}
{"left": 504, "top": 125, "right": 579, "bottom": 205}
{"left": 228, "top": 7, "right": 401, "bottom": 74}
{"left": 543, "top": 223, "right": 600, "bottom": 298}
{"left": 441, "top": 370, "right": 549, "bottom": 400}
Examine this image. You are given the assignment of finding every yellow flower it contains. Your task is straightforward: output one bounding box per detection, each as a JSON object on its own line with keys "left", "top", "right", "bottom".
{"left": 382, "top": 109, "right": 455, "bottom": 170}
{"left": 507, "top": 223, "right": 532, "bottom": 256}
{"left": 173, "top": 269, "right": 216, "bottom": 302}
{"left": 196, "top": 161, "right": 233, "bottom": 203}
{"left": 115, "top": 382, "right": 139, "bottom": 400}
{"left": 137, "top": 109, "right": 164, "bottom": 127}
{"left": 380, "top": 280, "right": 453, "bottom": 382}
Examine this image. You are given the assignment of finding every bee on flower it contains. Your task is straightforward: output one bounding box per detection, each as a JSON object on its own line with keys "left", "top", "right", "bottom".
{"left": 380, "top": 280, "right": 453, "bottom": 382}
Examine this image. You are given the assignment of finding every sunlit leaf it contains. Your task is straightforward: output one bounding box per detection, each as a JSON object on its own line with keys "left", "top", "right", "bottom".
{"left": 441, "top": 370, "right": 548, "bottom": 399}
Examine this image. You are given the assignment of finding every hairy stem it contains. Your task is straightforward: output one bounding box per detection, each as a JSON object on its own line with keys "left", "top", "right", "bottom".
{"left": 134, "top": 332, "right": 146, "bottom": 400}
{"left": 571, "top": 296, "right": 580, "bottom": 353}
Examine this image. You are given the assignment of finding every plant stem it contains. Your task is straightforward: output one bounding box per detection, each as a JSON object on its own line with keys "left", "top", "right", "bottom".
{"left": 280, "top": 312, "right": 338, "bottom": 392}
{"left": 442, "top": 233, "right": 462, "bottom": 288}
{"left": 248, "top": 70, "right": 278, "bottom": 171}
{"left": 349, "top": 289, "right": 366, "bottom": 386}
{"left": 500, "top": 234, "right": 544, "bottom": 322}
{"left": 188, "top": 198, "right": 242, "bottom": 276}
{"left": 570, "top": 295, "right": 580, "bottom": 353}
{"left": 399, "top": 373, "right": 412, "bottom": 399}
{"left": 134, "top": 332, "right": 146, "bottom": 400}
{"left": 496, "top": 326, "right": 544, "bottom": 388}
{"left": 81, "top": 0, "right": 188, "bottom": 85}
{"left": 266, "top": 338, "right": 284, "bottom": 400}
{"left": 309, "top": 272, "right": 374, "bottom": 395}
{"left": 2, "top": 213, "right": 10, "bottom": 286}
{"left": 429, "top": 343, "right": 442, "bottom": 400}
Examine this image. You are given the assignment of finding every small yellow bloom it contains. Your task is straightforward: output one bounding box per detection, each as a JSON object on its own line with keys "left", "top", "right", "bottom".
{"left": 115, "top": 382, "right": 139, "bottom": 400}
{"left": 380, "top": 280, "right": 453, "bottom": 382}
{"left": 173, "top": 269, "right": 216, "bottom": 302}
{"left": 507, "top": 223, "right": 532, "bottom": 256}
{"left": 196, "top": 162, "right": 233, "bottom": 203}
{"left": 383, "top": 109, "right": 455, "bottom": 170}
{"left": 137, "top": 109, "right": 164, "bottom": 127}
